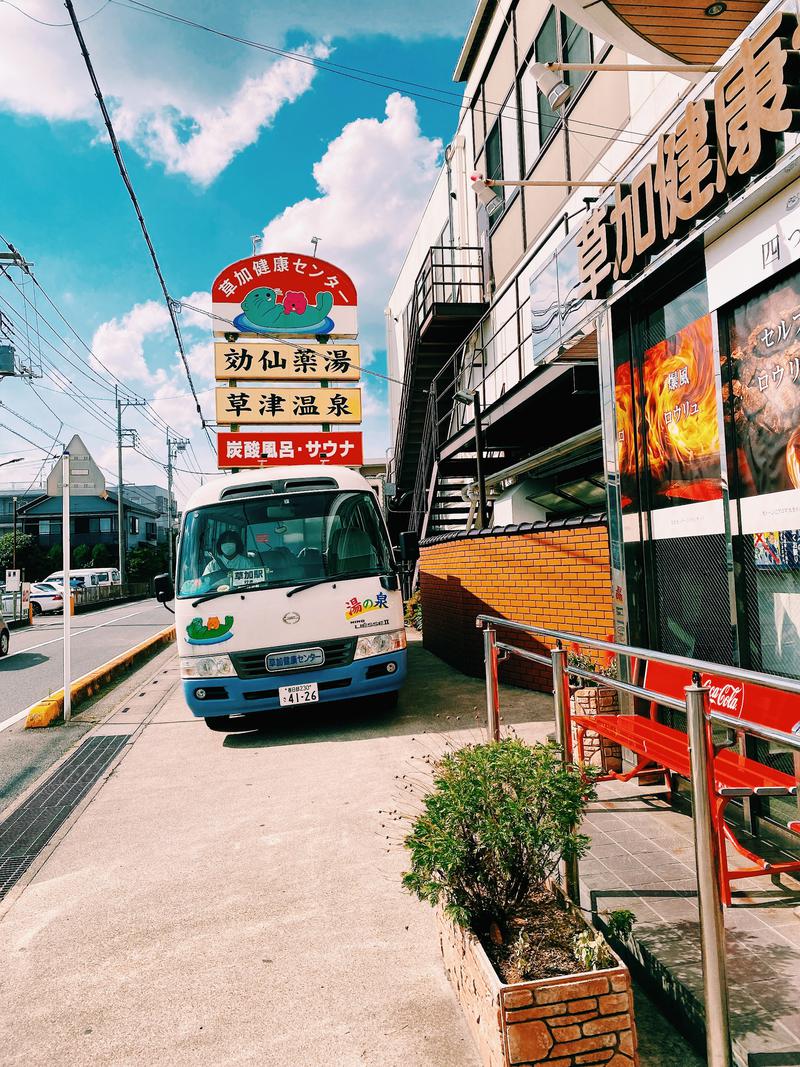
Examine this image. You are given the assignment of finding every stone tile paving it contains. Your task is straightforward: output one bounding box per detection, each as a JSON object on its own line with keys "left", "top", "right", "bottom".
{"left": 579, "top": 779, "right": 800, "bottom": 1066}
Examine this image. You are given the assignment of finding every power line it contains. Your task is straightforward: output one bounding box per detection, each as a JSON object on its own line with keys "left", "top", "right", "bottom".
{"left": 63, "top": 0, "right": 214, "bottom": 453}
{"left": 0, "top": 0, "right": 109, "bottom": 28}
{"left": 112, "top": 0, "right": 649, "bottom": 147}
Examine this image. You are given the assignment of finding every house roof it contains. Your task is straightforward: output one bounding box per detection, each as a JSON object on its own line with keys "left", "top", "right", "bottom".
{"left": 18, "top": 494, "right": 158, "bottom": 518}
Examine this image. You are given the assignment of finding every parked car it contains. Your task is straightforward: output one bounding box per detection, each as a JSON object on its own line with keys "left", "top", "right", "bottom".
{"left": 29, "top": 582, "right": 65, "bottom": 615}
{"left": 44, "top": 570, "right": 99, "bottom": 589}
{"left": 0, "top": 615, "right": 8, "bottom": 656}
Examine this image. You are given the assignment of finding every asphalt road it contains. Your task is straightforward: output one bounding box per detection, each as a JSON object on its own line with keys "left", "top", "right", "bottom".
{"left": 0, "top": 599, "right": 173, "bottom": 726}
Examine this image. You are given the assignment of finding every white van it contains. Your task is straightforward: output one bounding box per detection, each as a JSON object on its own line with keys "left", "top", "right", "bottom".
{"left": 155, "top": 465, "right": 416, "bottom": 732}
{"left": 45, "top": 567, "right": 121, "bottom": 588}
{"left": 45, "top": 569, "right": 99, "bottom": 589}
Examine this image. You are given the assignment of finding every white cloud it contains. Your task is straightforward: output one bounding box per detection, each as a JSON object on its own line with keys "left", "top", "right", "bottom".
{"left": 91, "top": 299, "right": 170, "bottom": 382}
{"left": 0, "top": 2, "right": 326, "bottom": 184}
{"left": 112, "top": 45, "right": 328, "bottom": 186}
{"left": 261, "top": 93, "right": 442, "bottom": 352}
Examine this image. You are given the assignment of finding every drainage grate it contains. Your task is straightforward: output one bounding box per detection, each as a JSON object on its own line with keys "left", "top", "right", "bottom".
{"left": 0, "top": 735, "right": 129, "bottom": 901}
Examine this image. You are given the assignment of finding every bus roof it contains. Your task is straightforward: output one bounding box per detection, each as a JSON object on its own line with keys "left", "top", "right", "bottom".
{"left": 183, "top": 466, "right": 373, "bottom": 511}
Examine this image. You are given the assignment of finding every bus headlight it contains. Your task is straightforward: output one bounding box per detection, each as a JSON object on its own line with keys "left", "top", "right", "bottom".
{"left": 180, "top": 654, "right": 236, "bottom": 679}
{"left": 353, "top": 629, "right": 407, "bottom": 660}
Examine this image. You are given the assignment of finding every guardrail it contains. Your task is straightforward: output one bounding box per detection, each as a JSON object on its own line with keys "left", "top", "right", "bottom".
{"left": 1, "top": 582, "right": 152, "bottom": 623}
{"left": 476, "top": 614, "right": 800, "bottom": 1067}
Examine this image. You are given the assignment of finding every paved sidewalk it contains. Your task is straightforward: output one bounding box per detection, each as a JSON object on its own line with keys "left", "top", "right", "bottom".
{"left": 581, "top": 779, "right": 800, "bottom": 1066}
{"left": 0, "top": 642, "right": 704, "bottom": 1067}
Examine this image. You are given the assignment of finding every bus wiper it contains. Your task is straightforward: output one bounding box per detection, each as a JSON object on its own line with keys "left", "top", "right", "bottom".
{"left": 190, "top": 581, "right": 271, "bottom": 607}
{"left": 286, "top": 570, "right": 379, "bottom": 598}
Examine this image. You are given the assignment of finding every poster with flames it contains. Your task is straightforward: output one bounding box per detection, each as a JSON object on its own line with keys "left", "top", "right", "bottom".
{"left": 725, "top": 275, "right": 800, "bottom": 535}
{"left": 615, "top": 314, "right": 723, "bottom": 538}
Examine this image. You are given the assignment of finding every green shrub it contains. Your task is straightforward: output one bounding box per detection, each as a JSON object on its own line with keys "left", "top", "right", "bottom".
{"left": 404, "top": 589, "right": 422, "bottom": 631}
{"left": 402, "top": 738, "right": 596, "bottom": 932}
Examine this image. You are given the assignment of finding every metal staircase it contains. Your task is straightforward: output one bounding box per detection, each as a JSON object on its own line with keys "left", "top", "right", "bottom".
{"left": 393, "top": 246, "right": 486, "bottom": 504}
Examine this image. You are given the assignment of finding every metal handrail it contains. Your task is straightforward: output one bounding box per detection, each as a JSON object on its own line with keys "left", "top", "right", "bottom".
{"left": 476, "top": 613, "right": 800, "bottom": 705}
{"left": 478, "top": 613, "right": 800, "bottom": 1067}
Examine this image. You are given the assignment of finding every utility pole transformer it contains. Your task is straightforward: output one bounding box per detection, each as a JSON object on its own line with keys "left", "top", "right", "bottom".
{"left": 166, "top": 433, "right": 189, "bottom": 580}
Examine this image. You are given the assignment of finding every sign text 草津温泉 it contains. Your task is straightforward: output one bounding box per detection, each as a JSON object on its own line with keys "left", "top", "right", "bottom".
{"left": 217, "top": 431, "right": 364, "bottom": 467}
{"left": 215, "top": 386, "right": 362, "bottom": 426}
{"left": 214, "top": 342, "right": 360, "bottom": 382}
{"left": 576, "top": 12, "right": 800, "bottom": 301}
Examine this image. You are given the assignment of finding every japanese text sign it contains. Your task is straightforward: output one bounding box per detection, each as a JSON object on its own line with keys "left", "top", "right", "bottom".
{"left": 217, "top": 431, "right": 363, "bottom": 468}
{"left": 211, "top": 252, "right": 358, "bottom": 338}
{"left": 214, "top": 342, "right": 360, "bottom": 382}
{"left": 577, "top": 11, "right": 800, "bottom": 301}
{"left": 215, "top": 386, "right": 362, "bottom": 425}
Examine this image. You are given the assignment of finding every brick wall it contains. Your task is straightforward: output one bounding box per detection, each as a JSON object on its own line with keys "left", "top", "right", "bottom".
{"left": 419, "top": 524, "right": 614, "bottom": 692}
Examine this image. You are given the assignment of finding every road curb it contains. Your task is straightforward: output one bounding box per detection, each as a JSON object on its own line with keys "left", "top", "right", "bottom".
{"left": 25, "top": 625, "right": 176, "bottom": 728}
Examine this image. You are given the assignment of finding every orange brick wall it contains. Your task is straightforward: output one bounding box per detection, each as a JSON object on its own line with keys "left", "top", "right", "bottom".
{"left": 419, "top": 524, "right": 614, "bottom": 691}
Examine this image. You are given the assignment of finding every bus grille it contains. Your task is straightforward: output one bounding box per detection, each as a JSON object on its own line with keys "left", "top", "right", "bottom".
{"left": 230, "top": 638, "right": 357, "bottom": 679}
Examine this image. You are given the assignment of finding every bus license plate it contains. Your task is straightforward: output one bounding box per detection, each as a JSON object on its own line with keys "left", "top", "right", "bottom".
{"left": 279, "top": 682, "right": 319, "bottom": 706}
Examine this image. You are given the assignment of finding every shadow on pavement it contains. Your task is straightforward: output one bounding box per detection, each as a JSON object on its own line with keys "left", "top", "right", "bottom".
{"left": 222, "top": 642, "right": 554, "bottom": 750}
{"left": 0, "top": 652, "right": 49, "bottom": 671}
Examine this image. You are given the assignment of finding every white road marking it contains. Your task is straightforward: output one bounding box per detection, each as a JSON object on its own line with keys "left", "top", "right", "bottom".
{"left": 0, "top": 708, "right": 31, "bottom": 733}
{"left": 2, "top": 606, "right": 158, "bottom": 661}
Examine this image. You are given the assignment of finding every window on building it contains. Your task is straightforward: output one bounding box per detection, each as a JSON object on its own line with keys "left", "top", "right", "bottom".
{"left": 39, "top": 520, "right": 50, "bottom": 537}
{"left": 75, "top": 516, "right": 90, "bottom": 534}
{"left": 532, "top": 8, "right": 594, "bottom": 153}
{"left": 485, "top": 120, "right": 504, "bottom": 219}
{"left": 535, "top": 9, "right": 559, "bottom": 147}
{"left": 100, "top": 516, "right": 112, "bottom": 534}
{"left": 129, "top": 516, "right": 139, "bottom": 535}
{"left": 146, "top": 521, "right": 157, "bottom": 541}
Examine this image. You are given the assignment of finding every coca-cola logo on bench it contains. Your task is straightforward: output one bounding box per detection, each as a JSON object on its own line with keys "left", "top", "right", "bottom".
{"left": 701, "top": 676, "right": 745, "bottom": 715}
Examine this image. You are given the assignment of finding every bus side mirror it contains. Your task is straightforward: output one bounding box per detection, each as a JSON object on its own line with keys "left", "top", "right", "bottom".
{"left": 399, "top": 531, "right": 419, "bottom": 563}
{"left": 154, "top": 573, "right": 175, "bottom": 603}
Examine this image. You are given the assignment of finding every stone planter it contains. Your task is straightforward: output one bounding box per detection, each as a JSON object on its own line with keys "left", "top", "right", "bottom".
{"left": 570, "top": 687, "right": 623, "bottom": 774}
{"left": 437, "top": 909, "right": 638, "bottom": 1067}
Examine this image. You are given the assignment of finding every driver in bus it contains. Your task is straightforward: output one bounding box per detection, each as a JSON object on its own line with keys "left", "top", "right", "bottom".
{"left": 203, "top": 531, "right": 252, "bottom": 576}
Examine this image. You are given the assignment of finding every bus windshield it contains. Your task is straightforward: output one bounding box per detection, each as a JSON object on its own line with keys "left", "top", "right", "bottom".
{"left": 177, "top": 489, "right": 393, "bottom": 598}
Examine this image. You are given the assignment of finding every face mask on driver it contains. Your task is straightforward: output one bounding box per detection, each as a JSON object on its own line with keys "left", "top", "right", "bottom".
{"left": 221, "top": 542, "right": 237, "bottom": 558}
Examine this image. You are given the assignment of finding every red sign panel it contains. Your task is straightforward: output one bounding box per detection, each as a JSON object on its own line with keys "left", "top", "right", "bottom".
{"left": 644, "top": 659, "right": 800, "bottom": 734}
{"left": 217, "top": 431, "right": 363, "bottom": 469}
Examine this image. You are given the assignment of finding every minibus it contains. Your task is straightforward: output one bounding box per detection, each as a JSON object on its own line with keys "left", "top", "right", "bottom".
{"left": 154, "top": 466, "right": 417, "bottom": 731}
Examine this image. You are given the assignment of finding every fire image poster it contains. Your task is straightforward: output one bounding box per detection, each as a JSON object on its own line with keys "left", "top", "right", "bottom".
{"left": 725, "top": 273, "right": 800, "bottom": 534}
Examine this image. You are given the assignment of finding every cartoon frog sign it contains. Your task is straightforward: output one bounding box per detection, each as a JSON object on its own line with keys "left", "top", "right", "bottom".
{"left": 236, "top": 288, "right": 334, "bottom": 335}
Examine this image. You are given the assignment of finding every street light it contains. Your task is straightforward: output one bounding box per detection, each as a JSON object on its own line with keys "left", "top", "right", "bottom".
{"left": 454, "top": 390, "right": 488, "bottom": 529}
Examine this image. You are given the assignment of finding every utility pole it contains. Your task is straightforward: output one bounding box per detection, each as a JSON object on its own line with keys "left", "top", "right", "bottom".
{"left": 12, "top": 496, "right": 17, "bottom": 569}
{"left": 62, "top": 450, "right": 71, "bottom": 723}
{"left": 115, "top": 385, "right": 146, "bottom": 587}
{"left": 166, "top": 433, "right": 189, "bottom": 580}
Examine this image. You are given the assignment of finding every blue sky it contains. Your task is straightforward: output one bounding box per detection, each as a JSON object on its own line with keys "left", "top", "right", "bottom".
{"left": 0, "top": 0, "right": 470, "bottom": 500}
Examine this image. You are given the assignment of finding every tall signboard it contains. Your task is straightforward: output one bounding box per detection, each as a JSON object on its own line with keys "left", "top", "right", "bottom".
{"left": 211, "top": 253, "right": 363, "bottom": 469}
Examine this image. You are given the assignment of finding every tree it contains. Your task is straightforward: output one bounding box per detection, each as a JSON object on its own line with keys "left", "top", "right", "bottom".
{"left": 91, "top": 543, "right": 115, "bottom": 566}
{"left": 0, "top": 532, "right": 49, "bottom": 582}
{"left": 73, "top": 544, "right": 92, "bottom": 568}
{"left": 126, "top": 543, "right": 168, "bottom": 585}
{"left": 46, "top": 544, "right": 63, "bottom": 571}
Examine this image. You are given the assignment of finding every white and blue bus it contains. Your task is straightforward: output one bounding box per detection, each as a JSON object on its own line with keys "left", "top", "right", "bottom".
{"left": 155, "top": 466, "right": 415, "bottom": 731}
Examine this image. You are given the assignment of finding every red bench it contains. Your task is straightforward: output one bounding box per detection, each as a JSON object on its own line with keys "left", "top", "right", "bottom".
{"left": 571, "top": 659, "right": 800, "bottom": 906}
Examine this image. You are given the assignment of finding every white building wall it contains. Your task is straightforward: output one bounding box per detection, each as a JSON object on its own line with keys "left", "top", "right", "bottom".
{"left": 386, "top": 0, "right": 699, "bottom": 453}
